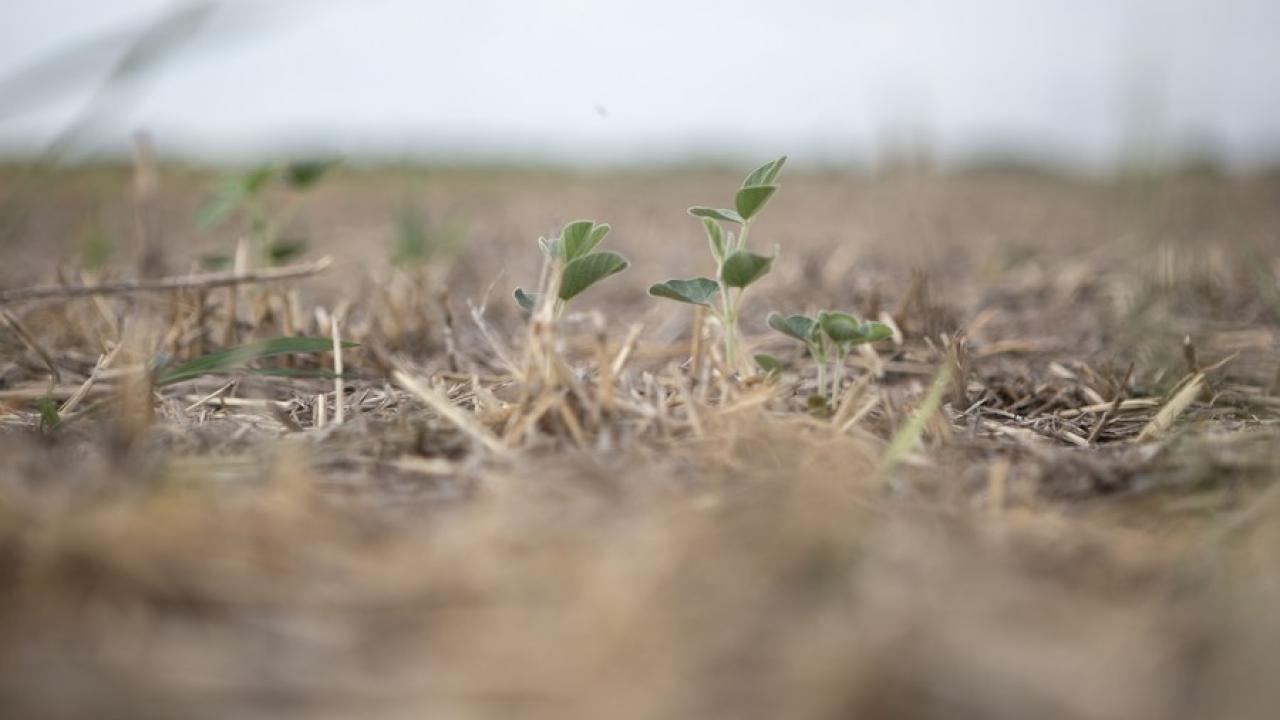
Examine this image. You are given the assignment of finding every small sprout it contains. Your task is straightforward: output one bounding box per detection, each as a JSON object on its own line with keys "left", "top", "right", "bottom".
{"left": 514, "top": 219, "right": 629, "bottom": 316}
{"left": 651, "top": 156, "right": 787, "bottom": 373}
{"left": 37, "top": 396, "right": 61, "bottom": 433}
{"left": 195, "top": 158, "right": 339, "bottom": 267}
{"left": 769, "top": 308, "right": 891, "bottom": 406}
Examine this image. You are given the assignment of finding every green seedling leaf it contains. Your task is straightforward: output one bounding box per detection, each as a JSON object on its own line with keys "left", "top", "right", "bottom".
{"left": 513, "top": 288, "right": 539, "bottom": 312}
{"left": 155, "top": 337, "right": 356, "bottom": 386}
{"left": 559, "top": 250, "right": 629, "bottom": 302}
{"left": 648, "top": 277, "right": 719, "bottom": 306}
{"left": 37, "top": 396, "right": 61, "bottom": 431}
{"left": 285, "top": 159, "right": 340, "bottom": 189}
{"left": 588, "top": 222, "right": 611, "bottom": 247}
{"left": 266, "top": 238, "right": 308, "bottom": 265}
{"left": 702, "top": 217, "right": 725, "bottom": 260}
{"left": 817, "top": 311, "right": 861, "bottom": 344}
{"left": 559, "top": 219, "right": 598, "bottom": 261}
{"left": 195, "top": 184, "right": 243, "bottom": 231}
{"left": 754, "top": 353, "right": 784, "bottom": 375}
{"left": 689, "top": 206, "right": 744, "bottom": 224}
{"left": 734, "top": 184, "right": 778, "bottom": 221}
{"left": 720, "top": 250, "right": 774, "bottom": 288}
{"left": 767, "top": 312, "right": 818, "bottom": 343}
{"left": 856, "top": 320, "right": 894, "bottom": 344}
{"left": 742, "top": 155, "right": 788, "bottom": 188}
{"left": 243, "top": 164, "right": 279, "bottom": 195}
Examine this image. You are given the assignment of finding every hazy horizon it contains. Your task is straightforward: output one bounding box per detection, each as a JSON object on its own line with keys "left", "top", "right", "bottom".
{"left": 2, "top": 0, "right": 1278, "bottom": 170}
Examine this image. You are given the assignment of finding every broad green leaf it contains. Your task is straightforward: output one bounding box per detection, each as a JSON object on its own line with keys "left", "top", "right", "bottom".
{"left": 559, "top": 219, "right": 598, "bottom": 261}
{"left": 734, "top": 184, "right": 777, "bottom": 221}
{"left": 285, "top": 159, "right": 340, "bottom": 189}
{"left": 701, "top": 217, "right": 724, "bottom": 260}
{"left": 689, "top": 206, "right": 744, "bottom": 224}
{"left": 754, "top": 353, "right": 784, "bottom": 375}
{"left": 818, "top": 311, "right": 861, "bottom": 344}
{"left": 242, "top": 164, "right": 279, "bottom": 195}
{"left": 742, "top": 155, "right": 787, "bottom": 188}
{"left": 559, "top": 250, "right": 629, "bottom": 302}
{"left": 194, "top": 183, "right": 243, "bottom": 231}
{"left": 266, "top": 238, "right": 308, "bottom": 265}
{"left": 155, "top": 337, "right": 356, "bottom": 386}
{"left": 767, "top": 312, "right": 818, "bottom": 343}
{"left": 513, "top": 287, "right": 539, "bottom": 312}
{"left": 855, "top": 320, "right": 893, "bottom": 344}
{"left": 720, "top": 249, "right": 774, "bottom": 288}
{"left": 648, "top": 277, "right": 719, "bottom": 306}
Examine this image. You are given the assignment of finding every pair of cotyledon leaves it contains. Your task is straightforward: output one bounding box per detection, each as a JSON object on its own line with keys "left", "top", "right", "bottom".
{"left": 648, "top": 156, "right": 786, "bottom": 305}
{"left": 514, "top": 220, "right": 630, "bottom": 311}
{"left": 767, "top": 311, "right": 892, "bottom": 347}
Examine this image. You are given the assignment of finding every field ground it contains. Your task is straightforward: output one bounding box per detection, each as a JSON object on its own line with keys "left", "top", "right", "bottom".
{"left": 2, "top": 164, "right": 1280, "bottom": 719}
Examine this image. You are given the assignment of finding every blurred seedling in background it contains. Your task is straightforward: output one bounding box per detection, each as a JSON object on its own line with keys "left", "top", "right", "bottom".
{"left": 649, "top": 156, "right": 785, "bottom": 374}
{"left": 765, "top": 309, "right": 891, "bottom": 408}
{"left": 195, "top": 159, "right": 340, "bottom": 269}
{"left": 373, "top": 197, "right": 467, "bottom": 353}
{"left": 513, "top": 219, "right": 629, "bottom": 317}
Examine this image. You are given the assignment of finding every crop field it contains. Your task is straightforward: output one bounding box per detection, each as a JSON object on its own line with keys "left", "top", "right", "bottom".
{"left": 1, "top": 160, "right": 1279, "bottom": 718}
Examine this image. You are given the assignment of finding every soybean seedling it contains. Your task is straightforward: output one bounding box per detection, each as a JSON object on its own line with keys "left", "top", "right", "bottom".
{"left": 513, "top": 219, "right": 630, "bottom": 317}
{"left": 766, "top": 310, "right": 891, "bottom": 406}
{"left": 649, "top": 156, "right": 786, "bottom": 374}
{"left": 196, "top": 159, "right": 340, "bottom": 269}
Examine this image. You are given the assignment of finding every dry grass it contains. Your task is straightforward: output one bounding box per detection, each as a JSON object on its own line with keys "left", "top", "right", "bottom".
{"left": 1, "top": 164, "right": 1279, "bottom": 718}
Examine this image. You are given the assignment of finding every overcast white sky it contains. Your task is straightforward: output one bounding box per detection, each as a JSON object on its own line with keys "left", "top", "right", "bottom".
{"left": 1, "top": 0, "right": 1277, "bottom": 169}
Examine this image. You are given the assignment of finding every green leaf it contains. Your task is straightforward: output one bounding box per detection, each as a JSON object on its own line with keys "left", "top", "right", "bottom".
{"left": 155, "top": 337, "right": 356, "bottom": 386}
{"left": 588, "top": 222, "right": 611, "bottom": 247}
{"left": 559, "top": 250, "right": 629, "bottom": 302}
{"left": 856, "top": 320, "right": 894, "bottom": 344}
{"left": 648, "top": 277, "right": 719, "bottom": 306}
{"left": 734, "top": 184, "right": 777, "bottom": 221}
{"left": 266, "top": 238, "right": 308, "bottom": 265}
{"left": 689, "top": 206, "right": 744, "bottom": 224}
{"left": 819, "top": 312, "right": 893, "bottom": 346}
{"left": 701, "top": 217, "right": 725, "bottom": 261}
{"left": 767, "top": 312, "right": 818, "bottom": 343}
{"left": 559, "top": 219, "right": 598, "bottom": 261}
{"left": 284, "top": 159, "right": 340, "bottom": 189}
{"left": 754, "top": 353, "right": 784, "bottom": 375}
{"left": 194, "top": 182, "right": 243, "bottom": 231}
{"left": 513, "top": 288, "right": 539, "bottom": 312}
{"left": 817, "top": 311, "right": 862, "bottom": 344}
{"left": 720, "top": 250, "right": 774, "bottom": 288}
{"left": 242, "top": 164, "right": 279, "bottom": 195}
{"left": 37, "top": 396, "right": 61, "bottom": 431}
{"left": 742, "top": 155, "right": 787, "bottom": 188}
